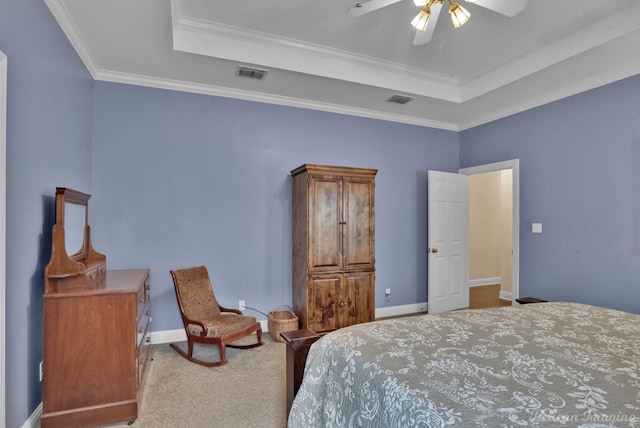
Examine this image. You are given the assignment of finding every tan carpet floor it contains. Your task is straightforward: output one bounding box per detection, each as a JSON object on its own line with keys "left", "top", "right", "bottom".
{"left": 120, "top": 335, "right": 286, "bottom": 428}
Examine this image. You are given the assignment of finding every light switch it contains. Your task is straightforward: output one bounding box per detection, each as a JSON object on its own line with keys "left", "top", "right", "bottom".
{"left": 532, "top": 223, "right": 542, "bottom": 234}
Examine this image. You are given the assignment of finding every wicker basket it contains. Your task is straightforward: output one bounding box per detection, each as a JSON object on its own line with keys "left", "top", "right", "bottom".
{"left": 268, "top": 309, "right": 299, "bottom": 342}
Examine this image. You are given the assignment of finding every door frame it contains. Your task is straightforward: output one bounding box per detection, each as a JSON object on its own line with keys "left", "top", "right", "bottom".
{"left": 459, "top": 159, "right": 520, "bottom": 303}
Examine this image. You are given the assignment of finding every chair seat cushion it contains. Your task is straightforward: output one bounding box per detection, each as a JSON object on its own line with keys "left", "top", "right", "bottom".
{"left": 189, "top": 314, "right": 258, "bottom": 337}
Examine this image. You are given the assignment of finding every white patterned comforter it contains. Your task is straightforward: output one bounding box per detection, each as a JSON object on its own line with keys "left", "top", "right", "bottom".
{"left": 288, "top": 302, "right": 640, "bottom": 428}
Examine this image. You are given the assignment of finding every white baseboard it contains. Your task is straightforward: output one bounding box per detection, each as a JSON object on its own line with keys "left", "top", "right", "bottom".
{"left": 150, "top": 320, "right": 269, "bottom": 345}
{"left": 150, "top": 305, "right": 428, "bottom": 344}
{"left": 469, "top": 277, "right": 502, "bottom": 287}
{"left": 149, "top": 328, "right": 186, "bottom": 344}
{"left": 470, "top": 277, "right": 513, "bottom": 301}
{"left": 499, "top": 290, "right": 513, "bottom": 301}
{"left": 375, "top": 302, "right": 428, "bottom": 319}
{"left": 21, "top": 402, "right": 41, "bottom": 428}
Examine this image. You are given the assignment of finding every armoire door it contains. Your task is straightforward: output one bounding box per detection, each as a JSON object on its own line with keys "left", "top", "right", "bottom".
{"left": 346, "top": 271, "right": 375, "bottom": 324}
{"left": 343, "top": 177, "right": 375, "bottom": 271}
{"left": 308, "top": 175, "right": 343, "bottom": 272}
{"left": 307, "top": 274, "right": 343, "bottom": 332}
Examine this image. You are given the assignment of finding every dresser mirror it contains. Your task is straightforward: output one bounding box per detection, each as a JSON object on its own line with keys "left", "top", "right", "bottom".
{"left": 45, "top": 187, "right": 106, "bottom": 293}
{"left": 64, "top": 198, "right": 86, "bottom": 259}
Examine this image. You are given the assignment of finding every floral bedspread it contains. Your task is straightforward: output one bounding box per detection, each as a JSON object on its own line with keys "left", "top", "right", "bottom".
{"left": 288, "top": 302, "right": 640, "bottom": 427}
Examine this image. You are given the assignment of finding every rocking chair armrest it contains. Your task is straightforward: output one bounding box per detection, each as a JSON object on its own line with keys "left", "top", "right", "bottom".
{"left": 185, "top": 319, "right": 209, "bottom": 337}
{"left": 219, "top": 305, "right": 243, "bottom": 315}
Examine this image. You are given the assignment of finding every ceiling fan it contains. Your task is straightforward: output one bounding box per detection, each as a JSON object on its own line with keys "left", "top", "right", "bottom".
{"left": 349, "top": 0, "right": 528, "bottom": 46}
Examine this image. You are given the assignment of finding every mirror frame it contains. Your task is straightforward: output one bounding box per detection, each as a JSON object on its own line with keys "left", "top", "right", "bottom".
{"left": 56, "top": 187, "right": 90, "bottom": 261}
{"left": 45, "top": 187, "right": 106, "bottom": 293}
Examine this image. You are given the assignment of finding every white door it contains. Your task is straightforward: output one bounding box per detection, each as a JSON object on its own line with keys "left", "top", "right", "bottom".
{"left": 427, "top": 170, "right": 469, "bottom": 314}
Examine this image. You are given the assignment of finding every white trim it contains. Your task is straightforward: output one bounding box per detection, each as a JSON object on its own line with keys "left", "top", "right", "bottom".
{"left": 499, "top": 290, "right": 513, "bottom": 301}
{"left": 20, "top": 403, "right": 41, "bottom": 428}
{"left": 469, "top": 278, "right": 513, "bottom": 301}
{"left": 0, "top": 50, "right": 7, "bottom": 428}
{"left": 469, "top": 277, "right": 502, "bottom": 287}
{"left": 149, "top": 328, "right": 186, "bottom": 345}
{"left": 43, "top": 0, "right": 100, "bottom": 76}
{"left": 149, "top": 304, "right": 429, "bottom": 344}
{"left": 150, "top": 320, "right": 269, "bottom": 345}
{"left": 172, "top": 13, "right": 461, "bottom": 103}
{"left": 459, "top": 159, "right": 520, "bottom": 304}
{"left": 375, "top": 303, "right": 428, "bottom": 319}
{"left": 94, "top": 70, "right": 459, "bottom": 131}
{"left": 460, "top": 4, "right": 640, "bottom": 102}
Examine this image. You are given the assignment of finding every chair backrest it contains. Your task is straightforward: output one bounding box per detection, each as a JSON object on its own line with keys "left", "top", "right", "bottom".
{"left": 170, "top": 266, "right": 222, "bottom": 321}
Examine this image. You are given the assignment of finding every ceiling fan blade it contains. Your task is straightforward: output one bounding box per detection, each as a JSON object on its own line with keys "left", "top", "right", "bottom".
{"left": 469, "top": 0, "right": 528, "bottom": 17}
{"left": 348, "top": 0, "right": 404, "bottom": 17}
{"left": 412, "top": 1, "right": 443, "bottom": 46}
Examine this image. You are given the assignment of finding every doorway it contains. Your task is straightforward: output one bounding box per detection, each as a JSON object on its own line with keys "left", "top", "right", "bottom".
{"left": 460, "top": 159, "right": 519, "bottom": 305}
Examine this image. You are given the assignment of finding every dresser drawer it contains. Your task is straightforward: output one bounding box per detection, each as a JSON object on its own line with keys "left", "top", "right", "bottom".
{"left": 137, "top": 302, "right": 151, "bottom": 348}
{"left": 42, "top": 268, "right": 151, "bottom": 428}
{"left": 136, "top": 277, "right": 150, "bottom": 315}
{"left": 84, "top": 263, "right": 107, "bottom": 289}
{"left": 137, "top": 322, "right": 152, "bottom": 386}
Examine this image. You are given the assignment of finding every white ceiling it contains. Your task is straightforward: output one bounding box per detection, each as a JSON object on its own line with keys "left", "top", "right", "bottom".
{"left": 46, "top": 0, "right": 640, "bottom": 130}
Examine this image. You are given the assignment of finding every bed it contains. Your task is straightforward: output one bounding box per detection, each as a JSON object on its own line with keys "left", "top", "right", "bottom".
{"left": 287, "top": 302, "right": 640, "bottom": 427}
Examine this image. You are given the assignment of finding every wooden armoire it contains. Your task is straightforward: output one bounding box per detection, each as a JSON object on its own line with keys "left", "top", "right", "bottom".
{"left": 291, "top": 164, "right": 377, "bottom": 333}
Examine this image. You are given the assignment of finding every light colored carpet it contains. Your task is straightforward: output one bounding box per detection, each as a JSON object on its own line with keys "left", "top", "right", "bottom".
{"left": 122, "top": 335, "right": 286, "bottom": 428}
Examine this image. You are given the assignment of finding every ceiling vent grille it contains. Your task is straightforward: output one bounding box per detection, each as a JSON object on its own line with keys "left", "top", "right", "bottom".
{"left": 386, "top": 94, "right": 414, "bottom": 104}
{"left": 236, "top": 65, "right": 268, "bottom": 81}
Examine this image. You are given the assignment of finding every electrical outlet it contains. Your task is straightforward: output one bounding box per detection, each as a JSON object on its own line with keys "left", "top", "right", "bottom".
{"left": 239, "top": 300, "right": 245, "bottom": 311}
{"left": 39, "top": 361, "right": 43, "bottom": 382}
{"left": 385, "top": 288, "right": 391, "bottom": 296}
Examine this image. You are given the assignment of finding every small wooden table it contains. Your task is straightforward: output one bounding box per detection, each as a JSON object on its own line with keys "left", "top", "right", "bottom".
{"left": 280, "top": 328, "right": 321, "bottom": 417}
{"left": 516, "top": 297, "right": 548, "bottom": 304}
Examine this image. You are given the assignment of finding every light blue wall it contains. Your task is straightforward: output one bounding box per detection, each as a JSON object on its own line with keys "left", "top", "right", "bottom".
{"left": 460, "top": 74, "right": 640, "bottom": 313}
{"left": 0, "top": 0, "right": 94, "bottom": 427}
{"left": 91, "top": 82, "right": 459, "bottom": 332}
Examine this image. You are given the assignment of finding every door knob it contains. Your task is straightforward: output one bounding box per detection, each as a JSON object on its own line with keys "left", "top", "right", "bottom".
{"left": 428, "top": 248, "right": 439, "bottom": 253}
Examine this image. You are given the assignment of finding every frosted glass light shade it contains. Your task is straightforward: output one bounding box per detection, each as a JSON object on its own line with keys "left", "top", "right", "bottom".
{"left": 449, "top": 2, "right": 470, "bottom": 28}
{"left": 411, "top": 7, "right": 431, "bottom": 31}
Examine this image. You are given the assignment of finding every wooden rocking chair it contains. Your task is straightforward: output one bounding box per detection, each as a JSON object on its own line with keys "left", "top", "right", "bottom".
{"left": 169, "top": 265, "right": 263, "bottom": 367}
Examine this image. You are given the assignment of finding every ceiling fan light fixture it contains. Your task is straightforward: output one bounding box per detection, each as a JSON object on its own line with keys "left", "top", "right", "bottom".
{"left": 449, "top": 1, "right": 470, "bottom": 28}
{"left": 411, "top": 6, "right": 431, "bottom": 31}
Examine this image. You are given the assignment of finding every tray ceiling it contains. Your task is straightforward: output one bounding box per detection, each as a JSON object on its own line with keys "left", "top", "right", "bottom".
{"left": 46, "top": 0, "right": 640, "bottom": 130}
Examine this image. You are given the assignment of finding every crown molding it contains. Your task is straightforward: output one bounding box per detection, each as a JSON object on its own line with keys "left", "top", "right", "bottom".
{"left": 459, "top": 48, "right": 640, "bottom": 130}
{"left": 95, "top": 69, "right": 460, "bottom": 131}
{"left": 171, "top": 7, "right": 462, "bottom": 103}
{"left": 44, "top": 0, "right": 101, "bottom": 77}
{"left": 461, "top": 2, "right": 640, "bottom": 102}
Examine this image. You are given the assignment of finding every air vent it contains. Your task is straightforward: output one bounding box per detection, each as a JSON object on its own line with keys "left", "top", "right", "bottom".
{"left": 236, "top": 65, "right": 268, "bottom": 81}
{"left": 386, "top": 94, "right": 414, "bottom": 105}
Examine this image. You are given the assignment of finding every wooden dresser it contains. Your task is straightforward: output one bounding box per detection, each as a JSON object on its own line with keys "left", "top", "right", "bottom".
{"left": 42, "top": 268, "right": 152, "bottom": 427}
{"left": 42, "top": 188, "right": 152, "bottom": 427}
{"left": 291, "top": 164, "right": 377, "bottom": 333}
